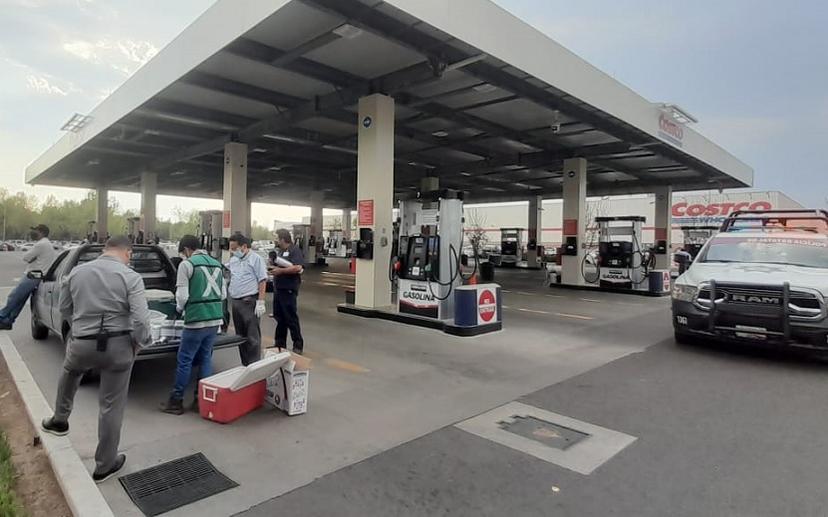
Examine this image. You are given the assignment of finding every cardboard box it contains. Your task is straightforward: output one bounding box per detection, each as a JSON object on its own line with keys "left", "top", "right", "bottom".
{"left": 265, "top": 351, "right": 311, "bottom": 416}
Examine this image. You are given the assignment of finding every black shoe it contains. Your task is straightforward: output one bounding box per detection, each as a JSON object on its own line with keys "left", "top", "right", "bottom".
{"left": 0, "top": 321, "right": 12, "bottom": 330}
{"left": 293, "top": 348, "right": 304, "bottom": 356}
{"left": 93, "top": 454, "right": 126, "bottom": 484}
{"left": 41, "top": 417, "right": 69, "bottom": 437}
{"left": 159, "top": 398, "right": 184, "bottom": 415}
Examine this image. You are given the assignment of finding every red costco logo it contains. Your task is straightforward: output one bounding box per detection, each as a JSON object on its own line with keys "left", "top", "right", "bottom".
{"left": 672, "top": 201, "right": 772, "bottom": 217}
{"left": 478, "top": 289, "right": 496, "bottom": 323}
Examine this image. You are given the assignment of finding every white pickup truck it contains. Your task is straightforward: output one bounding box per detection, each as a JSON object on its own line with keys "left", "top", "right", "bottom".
{"left": 672, "top": 210, "right": 828, "bottom": 354}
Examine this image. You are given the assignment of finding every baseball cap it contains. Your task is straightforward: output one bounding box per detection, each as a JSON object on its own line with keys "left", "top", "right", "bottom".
{"left": 30, "top": 224, "right": 49, "bottom": 236}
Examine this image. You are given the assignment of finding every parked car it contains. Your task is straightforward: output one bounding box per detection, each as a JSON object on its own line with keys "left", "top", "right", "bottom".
{"left": 30, "top": 243, "right": 245, "bottom": 360}
{"left": 672, "top": 209, "right": 828, "bottom": 353}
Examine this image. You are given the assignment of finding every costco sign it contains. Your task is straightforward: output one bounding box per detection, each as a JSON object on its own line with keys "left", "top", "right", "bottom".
{"left": 672, "top": 201, "right": 773, "bottom": 218}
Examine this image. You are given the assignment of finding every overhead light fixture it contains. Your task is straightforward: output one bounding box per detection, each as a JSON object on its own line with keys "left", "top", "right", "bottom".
{"left": 431, "top": 130, "right": 449, "bottom": 138}
{"left": 252, "top": 147, "right": 267, "bottom": 153}
{"left": 170, "top": 170, "right": 186, "bottom": 176}
{"left": 333, "top": 23, "right": 364, "bottom": 40}
{"left": 473, "top": 83, "right": 497, "bottom": 93}
{"left": 460, "top": 172, "right": 472, "bottom": 177}
{"left": 265, "top": 181, "right": 283, "bottom": 187}
{"left": 86, "top": 158, "right": 100, "bottom": 166}
{"left": 187, "top": 182, "right": 203, "bottom": 188}
{"left": 322, "top": 144, "right": 357, "bottom": 155}
{"left": 143, "top": 129, "right": 162, "bottom": 136}
{"left": 61, "top": 113, "right": 93, "bottom": 133}
{"left": 263, "top": 134, "right": 297, "bottom": 143}
{"left": 445, "top": 53, "right": 488, "bottom": 72}
{"left": 267, "top": 166, "right": 282, "bottom": 171}
{"left": 655, "top": 103, "right": 698, "bottom": 124}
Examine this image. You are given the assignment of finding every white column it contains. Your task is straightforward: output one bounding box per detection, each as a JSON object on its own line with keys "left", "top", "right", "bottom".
{"left": 653, "top": 185, "right": 673, "bottom": 270}
{"left": 561, "top": 158, "right": 588, "bottom": 286}
{"left": 527, "top": 195, "right": 543, "bottom": 268}
{"left": 341, "top": 208, "right": 352, "bottom": 240}
{"left": 223, "top": 142, "right": 248, "bottom": 259}
{"left": 309, "top": 191, "right": 324, "bottom": 265}
{"left": 140, "top": 171, "right": 157, "bottom": 243}
{"left": 355, "top": 94, "right": 395, "bottom": 309}
{"left": 95, "top": 185, "right": 108, "bottom": 243}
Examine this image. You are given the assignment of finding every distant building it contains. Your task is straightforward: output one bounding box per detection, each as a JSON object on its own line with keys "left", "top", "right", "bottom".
{"left": 312, "top": 189, "right": 802, "bottom": 247}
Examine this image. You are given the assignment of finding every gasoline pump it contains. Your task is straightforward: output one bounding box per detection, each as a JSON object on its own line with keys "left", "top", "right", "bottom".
{"left": 594, "top": 216, "right": 669, "bottom": 294}
{"left": 392, "top": 190, "right": 469, "bottom": 320}
{"left": 199, "top": 210, "right": 227, "bottom": 259}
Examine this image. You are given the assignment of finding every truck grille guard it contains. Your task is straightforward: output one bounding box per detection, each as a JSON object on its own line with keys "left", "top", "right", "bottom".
{"left": 694, "top": 281, "right": 826, "bottom": 341}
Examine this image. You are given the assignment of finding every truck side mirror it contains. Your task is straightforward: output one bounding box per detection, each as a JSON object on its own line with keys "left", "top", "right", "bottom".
{"left": 27, "top": 270, "right": 44, "bottom": 280}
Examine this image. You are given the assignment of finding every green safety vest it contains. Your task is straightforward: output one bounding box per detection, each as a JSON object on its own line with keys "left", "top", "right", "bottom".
{"left": 184, "top": 253, "right": 224, "bottom": 325}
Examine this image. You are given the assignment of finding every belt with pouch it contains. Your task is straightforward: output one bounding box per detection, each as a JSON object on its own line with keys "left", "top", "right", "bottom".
{"left": 75, "top": 330, "right": 131, "bottom": 352}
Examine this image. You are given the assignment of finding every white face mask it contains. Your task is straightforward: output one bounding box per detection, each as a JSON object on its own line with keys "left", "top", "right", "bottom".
{"left": 233, "top": 250, "right": 244, "bottom": 259}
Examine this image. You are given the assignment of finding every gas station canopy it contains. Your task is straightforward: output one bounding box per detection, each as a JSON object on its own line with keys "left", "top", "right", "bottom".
{"left": 26, "top": 0, "right": 753, "bottom": 207}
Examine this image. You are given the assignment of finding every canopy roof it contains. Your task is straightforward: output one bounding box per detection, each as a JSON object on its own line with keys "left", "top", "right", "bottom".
{"left": 27, "top": 0, "right": 753, "bottom": 208}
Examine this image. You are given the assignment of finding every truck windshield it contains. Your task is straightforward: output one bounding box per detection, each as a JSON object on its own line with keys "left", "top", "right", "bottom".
{"left": 700, "top": 236, "right": 828, "bottom": 269}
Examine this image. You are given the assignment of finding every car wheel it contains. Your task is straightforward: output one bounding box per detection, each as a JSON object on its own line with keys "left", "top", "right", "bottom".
{"left": 31, "top": 315, "right": 49, "bottom": 340}
{"left": 674, "top": 330, "right": 694, "bottom": 345}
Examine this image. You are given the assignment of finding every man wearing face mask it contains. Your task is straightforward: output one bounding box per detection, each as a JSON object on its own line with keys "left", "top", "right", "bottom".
{"left": 0, "top": 224, "right": 56, "bottom": 330}
{"left": 41, "top": 236, "right": 151, "bottom": 483}
{"left": 160, "top": 235, "right": 226, "bottom": 415}
{"left": 226, "top": 233, "right": 268, "bottom": 365}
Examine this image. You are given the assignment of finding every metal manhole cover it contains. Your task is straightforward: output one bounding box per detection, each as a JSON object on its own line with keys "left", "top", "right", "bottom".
{"left": 119, "top": 453, "right": 238, "bottom": 516}
{"left": 499, "top": 415, "right": 589, "bottom": 450}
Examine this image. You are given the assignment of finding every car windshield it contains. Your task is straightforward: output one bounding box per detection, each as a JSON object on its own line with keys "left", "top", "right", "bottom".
{"left": 700, "top": 236, "right": 828, "bottom": 269}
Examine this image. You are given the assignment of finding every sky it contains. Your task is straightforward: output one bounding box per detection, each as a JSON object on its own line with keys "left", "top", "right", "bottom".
{"left": 1, "top": 0, "right": 826, "bottom": 225}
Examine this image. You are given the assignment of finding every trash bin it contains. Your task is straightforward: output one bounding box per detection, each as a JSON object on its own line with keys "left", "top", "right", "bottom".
{"left": 480, "top": 261, "right": 495, "bottom": 282}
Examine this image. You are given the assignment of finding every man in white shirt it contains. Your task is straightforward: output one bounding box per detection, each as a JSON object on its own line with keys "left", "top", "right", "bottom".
{"left": 0, "top": 224, "right": 56, "bottom": 330}
{"left": 226, "top": 233, "right": 268, "bottom": 365}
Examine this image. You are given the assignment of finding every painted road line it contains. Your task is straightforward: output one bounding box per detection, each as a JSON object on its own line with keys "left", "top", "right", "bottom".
{"left": 579, "top": 298, "right": 603, "bottom": 303}
{"left": 555, "top": 312, "right": 595, "bottom": 321}
{"left": 321, "top": 272, "right": 355, "bottom": 278}
{"left": 292, "top": 350, "right": 370, "bottom": 374}
{"left": 545, "top": 294, "right": 563, "bottom": 299}
{"left": 503, "top": 306, "right": 593, "bottom": 321}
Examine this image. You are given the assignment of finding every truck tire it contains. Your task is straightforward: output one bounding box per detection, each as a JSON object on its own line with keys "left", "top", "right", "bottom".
{"left": 674, "top": 330, "right": 694, "bottom": 345}
{"left": 31, "top": 315, "right": 49, "bottom": 340}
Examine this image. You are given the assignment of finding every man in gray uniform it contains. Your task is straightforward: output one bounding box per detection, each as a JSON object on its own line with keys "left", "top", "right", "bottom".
{"left": 41, "top": 236, "right": 151, "bottom": 483}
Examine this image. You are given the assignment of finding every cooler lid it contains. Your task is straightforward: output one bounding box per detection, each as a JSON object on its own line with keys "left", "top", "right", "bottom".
{"left": 229, "top": 351, "right": 291, "bottom": 391}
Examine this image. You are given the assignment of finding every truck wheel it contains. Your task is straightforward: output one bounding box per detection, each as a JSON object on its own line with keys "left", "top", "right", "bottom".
{"left": 674, "top": 330, "right": 694, "bottom": 345}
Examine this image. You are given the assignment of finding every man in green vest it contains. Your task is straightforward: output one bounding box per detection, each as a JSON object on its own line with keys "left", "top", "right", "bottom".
{"left": 160, "top": 235, "right": 226, "bottom": 415}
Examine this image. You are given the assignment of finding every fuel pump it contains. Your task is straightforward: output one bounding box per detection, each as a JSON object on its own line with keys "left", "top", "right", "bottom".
{"left": 676, "top": 225, "right": 718, "bottom": 274}
{"left": 326, "top": 230, "right": 345, "bottom": 257}
{"left": 595, "top": 216, "right": 656, "bottom": 291}
{"left": 292, "top": 224, "right": 315, "bottom": 263}
{"left": 199, "top": 210, "right": 226, "bottom": 259}
{"left": 498, "top": 227, "right": 523, "bottom": 266}
{"left": 393, "top": 189, "right": 466, "bottom": 320}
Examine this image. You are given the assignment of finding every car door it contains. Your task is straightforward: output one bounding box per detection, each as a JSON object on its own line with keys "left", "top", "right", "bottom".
{"left": 40, "top": 251, "right": 70, "bottom": 330}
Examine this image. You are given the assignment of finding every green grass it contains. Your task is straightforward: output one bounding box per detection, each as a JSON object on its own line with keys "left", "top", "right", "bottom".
{"left": 0, "top": 430, "right": 24, "bottom": 517}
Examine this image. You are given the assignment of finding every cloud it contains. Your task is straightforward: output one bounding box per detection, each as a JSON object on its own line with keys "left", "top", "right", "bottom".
{"left": 25, "top": 74, "right": 68, "bottom": 96}
{"left": 62, "top": 37, "right": 158, "bottom": 75}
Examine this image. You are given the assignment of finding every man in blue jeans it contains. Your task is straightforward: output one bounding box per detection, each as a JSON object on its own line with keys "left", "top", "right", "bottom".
{"left": 0, "top": 224, "right": 56, "bottom": 330}
{"left": 160, "top": 235, "right": 226, "bottom": 415}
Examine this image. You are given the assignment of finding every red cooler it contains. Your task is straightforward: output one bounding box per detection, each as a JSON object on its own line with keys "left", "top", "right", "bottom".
{"left": 199, "top": 352, "right": 290, "bottom": 424}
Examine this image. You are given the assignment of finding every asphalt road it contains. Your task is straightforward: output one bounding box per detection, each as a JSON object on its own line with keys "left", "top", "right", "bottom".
{"left": 3, "top": 251, "right": 827, "bottom": 516}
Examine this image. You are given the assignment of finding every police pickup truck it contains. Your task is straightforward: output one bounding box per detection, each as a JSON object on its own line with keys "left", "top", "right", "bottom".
{"left": 672, "top": 210, "right": 828, "bottom": 353}
{"left": 29, "top": 244, "right": 245, "bottom": 359}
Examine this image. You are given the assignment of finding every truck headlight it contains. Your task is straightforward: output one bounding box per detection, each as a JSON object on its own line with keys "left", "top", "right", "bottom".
{"left": 672, "top": 284, "right": 698, "bottom": 302}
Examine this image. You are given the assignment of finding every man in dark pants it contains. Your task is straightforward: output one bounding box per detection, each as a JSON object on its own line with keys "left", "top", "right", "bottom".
{"left": 41, "top": 236, "right": 151, "bottom": 483}
{"left": 226, "top": 233, "right": 268, "bottom": 366}
{"left": 270, "top": 229, "right": 305, "bottom": 354}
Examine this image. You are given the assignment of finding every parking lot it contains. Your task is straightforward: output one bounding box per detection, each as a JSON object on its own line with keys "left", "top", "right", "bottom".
{"left": 3, "top": 250, "right": 828, "bottom": 516}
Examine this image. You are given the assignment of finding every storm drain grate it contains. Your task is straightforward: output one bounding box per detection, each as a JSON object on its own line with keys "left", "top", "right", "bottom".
{"left": 119, "top": 453, "right": 238, "bottom": 516}
{"left": 499, "top": 415, "right": 589, "bottom": 450}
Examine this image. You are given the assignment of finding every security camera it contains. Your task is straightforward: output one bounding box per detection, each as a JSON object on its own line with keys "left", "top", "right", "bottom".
{"left": 550, "top": 110, "right": 561, "bottom": 134}
{"left": 550, "top": 123, "right": 561, "bottom": 134}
